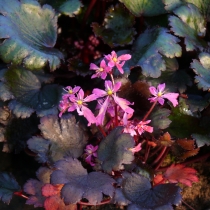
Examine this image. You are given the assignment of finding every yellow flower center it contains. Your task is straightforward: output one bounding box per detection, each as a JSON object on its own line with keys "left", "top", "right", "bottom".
{"left": 107, "top": 89, "right": 113, "bottom": 95}
{"left": 113, "top": 57, "right": 118, "bottom": 62}
{"left": 99, "top": 67, "right": 104, "bottom": 72}
{"left": 157, "top": 92, "right": 162, "bottom": 97}
{"left": 68, "top": 90, "right": 73, "bottom": 94}
{"left": 77, "top": 100, "right": 83, "bottom": 105}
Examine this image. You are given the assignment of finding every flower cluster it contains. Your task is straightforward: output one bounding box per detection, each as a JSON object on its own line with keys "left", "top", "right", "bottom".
{"left": 58, "top": 50, "right": 180, "bottom": 166}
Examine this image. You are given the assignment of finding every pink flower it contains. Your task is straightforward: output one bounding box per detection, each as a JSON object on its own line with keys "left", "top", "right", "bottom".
{"left": 104, "top": 51, "right": 131, "bottom": 74}
{"left": 93, "top": 80, "right": 134, "bottom": 125}
{"left": 136, "top": 120, "right": 153, "bottom": 135}
{"left": 69, "top": 89, "right": 97, "bottom": 126}
{"left": 62, "top": 86, "right": 80, "bottom": 99}
{"left": 90, "top": 60, "right": 111, "bottom": 80}
{"left": 84, "top": 144, "right": 98, "bottom": 166}
{"left": 129, "top": 143, "right": 142, "bottom": 154}
{"left": 148, "top": 83, "right": 179, "bottom": 107}
{"left": 58, "top": 97, "right": 73, "bottom": 117}
{"left": 121, "top": 112, "right": 136, "bottom": 136}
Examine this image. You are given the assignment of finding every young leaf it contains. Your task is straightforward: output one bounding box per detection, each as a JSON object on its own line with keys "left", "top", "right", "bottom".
{"left": 127, "top": 28, "right": 181, "bottom": 78}
{"left": 186, "top": 0, "right": 210, "bottom": 21}
{"left": 191, "top": 52, "right": 210, "bottom": 91}
{"left": 169, "top": 3, "right": 207, "bottom": 51}
{"left": 39, "top": 0, "right": 83, "bottom": 17}
{"left": 0, "top": 172, "right": 21, "bottom": 204}
{"left": 28, "top": 114, "right": 88, "bottom": 163}
{"left": 192, "top": 133, "right": 210, "bottom": 147}
{"left": 119, "top": 0, "right": 166, "bottom": 17}
{"left": 163, "top": 164, "right": 199, "bottom": 186}
{"left": 92, "top": 4, "right": 136, "bottom": 47}
{"left": 51, "top": 157, "right": 115, "bottom": 204}
{"left": 97, "top": 126, "right": 135, "bottom": 174}
{"left": 150, "top": 108, "right": 172, "bottom": 133}
{"left": 0, "top": 0, "right": 64, "bottom": 70}
{"left": 122, "top": 173, "right": 182, "bottom": 209}
{"left": 24, "top": 167, "right": 53, "bottom": 208}
{"left": 5, "top": 66, "right": 62, "bottom": 117}
{"left": 139, "top": 57, "right": 192, "bottom": 93}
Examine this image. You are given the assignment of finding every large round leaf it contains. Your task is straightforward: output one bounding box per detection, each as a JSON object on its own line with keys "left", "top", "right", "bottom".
{"left": 27, "top": 114, "right": 88, "bottom": 163}
{"left": 127, "top": 27, "right": 181, "bottom": 78}
{"left": 119, "top": 0, "right": 166, "bottom": 17}
{"left": 5, "top": 66, "right": 62, "bottom": 116}
{"left": 51, "top": 157, "right": 115, "bottom": 205}
{"left": 122, "top": 173, "right": 181, "bottom": 209}
{"left": 92, "top": 4, "right": 136, "bottom": 47}
{"left": 0, "top": 0, "right": 63, "bottom": 70}
{"left": 97, "top": 127, "right": 135, "bottom": 174}
{"left": 39, "top": 0, "right": 83, "bottom": 17}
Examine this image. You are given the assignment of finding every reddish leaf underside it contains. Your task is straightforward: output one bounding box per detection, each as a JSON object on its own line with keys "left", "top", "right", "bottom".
{"left": 163, "top": 164, "right": 199, "bottom": 187}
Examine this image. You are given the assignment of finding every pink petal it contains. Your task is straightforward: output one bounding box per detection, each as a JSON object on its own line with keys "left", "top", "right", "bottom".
{"left": 118, "top": 54, "right": 131, "bottom": 61}
{"left": 84, "top": 94, "right": 97, "bottom": 102}
{"left": 116, "top": 63, "right": 124, "bottom": 74}
{"left": 111, "top": 51, "right": 117, "bottom": 57}
{"left": 73, "top": 86, "right": 80, "bottom": 93}
{"left": 162, "top": 93, "right": 179, "bottom": 107}
{"left": 157, "top": 97, "right": 165, "bottom": 105}
{"left": 100, "top": 59, "right": 106, "bottom": 68}
{"left": 78, "top": 89, "right": 84, "bottom": 100}
{"left": 148, "top": 96, "right": 157, "bottom": 103}
{"left": 90, "top": 63, "right": 99, "bottom": 70}
{"left": 113, "top": 82, "right": 121, "bottom": 92}
{"left": 113, "top": 96, "right": 134, "bottom": 114}
{"left": 104, "top": 54, "right": 112, "bottom": 61}
{"left": 68, "top": 105, "right": 76, "bottom": 112}
{"left": 108, "top": 61, "right": 115, "bottom": 68}
{"left": 157, "top": 83, "right": 165, "bottom": 92}
{"left": 82, "top": 106, "right": 96, "bottom": 126}
{"left": 101, "top": 72, "right": 107, "bottom": 80}
{"left": 130, "top": 143, "right": 142, "bottom": 153}
{"left": 149, "top": 87, "right": 158, "bottom": 96}
{"left": 144, "top": 125, "right": 153, "bottom": 133}
{"left": 96, "top": 97, "right": 110, "bottom": 125}
{"left": 105, "top": 80, "right": 113, "bottom": 90}
{"left": 92, "top": 88, "right": 107, "bottom": 98}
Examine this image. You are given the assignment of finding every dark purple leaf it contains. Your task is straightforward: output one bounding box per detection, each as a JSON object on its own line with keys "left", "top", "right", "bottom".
{"left": 122, "top": 173, "right": 182, "bottom": 209}
{"left": 0, "top": 172, "right": 20, "bottom": 204}
{"left": 97, "top": 127, "right": 135, "bottom": 173}
{"left": 51, "top": 157, "right": 115, "bottom": 205}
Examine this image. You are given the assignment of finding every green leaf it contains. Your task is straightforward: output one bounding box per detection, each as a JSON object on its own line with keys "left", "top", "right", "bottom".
{"left": 5, "top": 66, "right": 62, "bottom": 116}
{"left": 127, "top": 28, "right": 181, "bottom": 78}
{"left": 168, "top": 106, "right": 208, "bottom": 138}
{"left": 139, "top": 57, "right": 192, "bottom": 93}
{"left": 51, "top": 157, "right": 115, "bottom": 205}
{"left": 191, "top": 52, "right": 210, "bottom": 91}
{"left": 192, "top": 133, "right": 210, "bottom": 147}
{"left": 0, "top": 172, "right": 21, "bottom": 204}
{"left": 97, "top": 127, "right": 135, "bottom": 174}
{"left": 122, "top": 173, "right": 181, "bottom": 209}
{"left": 150, "top": 108, "right": 172, "bottom": 133}
{"left": 28, "top": 114, "right": 88, "bottom": 163}
{"left": 92, "top": 4, "right": 136, "bottom": 47}
{"left": 39, "top": 0, "right": 82, "bottom": 17}
{"left": 186, "top": 0, "right": 210, "bottom": 21}
{"left": 0, "top": 0, "right": 64, "bottom": 70}
{"left": 119, "top": 0, "right": 166, "bottom": 17}
{"left": 169, "top": 3, "right": 207, "bottom": 51}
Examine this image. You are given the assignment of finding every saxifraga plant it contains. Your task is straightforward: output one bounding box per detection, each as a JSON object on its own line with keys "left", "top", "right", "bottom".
{"left": 0, "top": 0, "right": 210, "bottom": 210}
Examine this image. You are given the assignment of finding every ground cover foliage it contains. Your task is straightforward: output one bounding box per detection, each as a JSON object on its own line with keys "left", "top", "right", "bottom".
{"left": 0, "top": 0, "right": 210, "bottom": 209}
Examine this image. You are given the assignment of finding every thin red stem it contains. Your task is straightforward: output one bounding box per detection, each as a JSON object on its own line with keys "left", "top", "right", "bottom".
{"left": 152, "top": 146, "right": 167, "bottom": 166}
{"left": 78, "top": 198, "right": 111, "bottom": 206}
{"left": 142, "top": 100, "right": 157, "bottom": 121}
{"left": 154, "top": 147, "right": 170, "bottom": 171}
{"left": 98, "top": 125, "right": 107, "bottom": 137}
{"left": 149, "top": 145, "right": 163, "bottom": 159}
{"left": 114, "top": 105, "right": 118, "bottom": 127}
{"left": 81, "top": 0, "right": 97, "bottom": 29}
{"left": 14, "top": 192, "right": 29, "bottom": 199}
{"left": 182, "top": 199, "right": 195, "bottom": 210}
{"left": 143, "top": 142, "right": 151, "bottom": 164}
{"left": 157, "top": 152, "right": 210, "bottom": 172}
